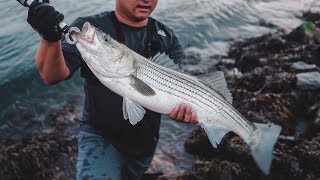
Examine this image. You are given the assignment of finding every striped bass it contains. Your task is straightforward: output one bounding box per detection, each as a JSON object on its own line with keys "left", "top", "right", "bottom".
{"left": 67, "top": 22, "right": 282, "bottom": 175}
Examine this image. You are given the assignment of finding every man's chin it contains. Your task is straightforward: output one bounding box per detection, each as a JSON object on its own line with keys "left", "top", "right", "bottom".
{"left": 133, "top": 16, "right": 149, "bottom": 22}
{"left": 132, "top": 12, "right": 151, "bottom": 21}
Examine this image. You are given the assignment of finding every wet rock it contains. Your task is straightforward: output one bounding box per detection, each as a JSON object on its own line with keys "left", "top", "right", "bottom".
{"left": 261, "top": 72, "right": 297, "bottom": 93}
{"left": 184, "top": 127, "right": 217, "bottom": 157}
{"left": 141, "top": 172, "right": 163, "bottom": 180}
{"left": 287, "top": 19, "right": 320, "bottom": 45}
{"left": 314, "top": 108, "right": 320, "bottom": 125}
{"left": 293, "top": 91, "right": 320, "bottom": 121}
{"left": 180, "top": 134, "right": 257, "bottom": 179}
{"left": 302, "top": 12, "right": 320, "bottom": 23}
{"left": 234, "top": 67, "right": 265, "bottom": 92}
{"left": 238, "top": 93, "right": 296, "bottom": 135}
{"left": 296, "top": 72, "right": 320, "bottom": 90}
{"left": 264, "top": 37, "right": 286, "bottom": 53}
{"left": 292, "top": 134, "right": 320, "bottom": 174}
{"left": 291, "top": 61, "right": 317, "bottom": 72}
{"left": 313, "top": 108, "right": 320, "bottom": 134}
{"left": 177, "top": 160, "right": 244, "bottom": 180}
{"left": 311, "top": 46, "right": 320, "bottom": 66}
{"left": 271, "top": 134, "right": 320, "bottom": 179}
{"left": 235, "top": 53, "right": 262, "bottom": 73}
{"left": 307, "top": 103, "right": 320, "bottom": 136}
{"left": 287, "top": 24, "right": 310, "bottom": 43}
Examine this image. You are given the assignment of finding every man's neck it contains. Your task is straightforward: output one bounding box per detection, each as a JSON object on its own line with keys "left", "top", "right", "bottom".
{"left": 115, "top": 11, "right": 148, "bottom": 27}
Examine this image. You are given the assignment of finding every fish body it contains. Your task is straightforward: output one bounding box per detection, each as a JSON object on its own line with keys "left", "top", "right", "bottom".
{"left": 68, "top": 22, "right": 282, "bottom": 174}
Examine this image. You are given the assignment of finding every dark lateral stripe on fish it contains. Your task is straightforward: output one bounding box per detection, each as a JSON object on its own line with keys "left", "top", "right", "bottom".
{"left": 138, "top": 60, "right": 254, "bottom": 132}
{"left": 137, "top": 59, "right": 255, "bottom": 134}
{"left": 138, "top": 59, "right": 252, "bottom": 122}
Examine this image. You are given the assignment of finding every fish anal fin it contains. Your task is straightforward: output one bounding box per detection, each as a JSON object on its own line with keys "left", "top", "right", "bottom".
{"left": 122, "top": 97, "right": 146, "bottom": 125}
{"left": 198, "top": 71, "right": 233, "bottom": 104}
{"left": 202, "top": 123, "right": 230, "bottom": 148}
{"left": 130, "top": 76, "right": 156, "bottom": 96}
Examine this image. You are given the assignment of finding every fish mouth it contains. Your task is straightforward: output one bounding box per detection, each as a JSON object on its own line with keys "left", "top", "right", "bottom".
{"left": 66, "top": 22, "right": 97, "bottom": 46}
{"left": 81, "top": 22, "right": 95, "bottom": 42}
{"left": 67, "top": 22, "right": 96, "bottom": 44}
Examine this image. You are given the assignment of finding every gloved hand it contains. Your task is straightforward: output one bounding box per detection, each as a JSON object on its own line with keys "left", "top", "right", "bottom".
{"left": 27, "top": 0, "right": 64, "bottom": 42}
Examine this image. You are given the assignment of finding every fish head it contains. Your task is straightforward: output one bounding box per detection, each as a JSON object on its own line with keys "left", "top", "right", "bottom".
{"left": 71, "top": 22, "right": 136, "bottom": 78}
{"left": 71, "top": 22, "right": 102, "bottom": 56}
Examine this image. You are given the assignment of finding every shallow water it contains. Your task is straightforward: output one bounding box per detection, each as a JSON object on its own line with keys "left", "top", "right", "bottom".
{"left": 0, "top": 0, "right": 319, "bottom": 177}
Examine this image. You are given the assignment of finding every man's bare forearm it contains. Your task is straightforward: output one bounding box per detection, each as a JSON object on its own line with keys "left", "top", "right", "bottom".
{"left": 35, "top": 39, "right": 70, "bottom": 85}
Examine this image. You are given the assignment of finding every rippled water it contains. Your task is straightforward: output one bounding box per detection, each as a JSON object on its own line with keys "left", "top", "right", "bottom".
{"left": 0, "top": 0, "right": 319, "bottom": 177}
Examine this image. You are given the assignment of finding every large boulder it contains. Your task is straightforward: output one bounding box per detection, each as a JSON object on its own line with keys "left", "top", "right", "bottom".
{"left": 296, "top": 72, "right": 320, "bottom": 90}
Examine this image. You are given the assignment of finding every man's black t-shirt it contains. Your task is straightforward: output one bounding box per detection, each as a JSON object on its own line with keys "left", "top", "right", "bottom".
{"left": 61, "top": 11, "right": 184, "bottom": 157}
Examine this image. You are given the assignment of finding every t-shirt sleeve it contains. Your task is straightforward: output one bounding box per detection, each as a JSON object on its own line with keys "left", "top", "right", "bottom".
{"left": 167, "top": 31, "right": 184, "bottom": 69}
{"left": 61, "top": 18, "right": 86, "bottom": 79}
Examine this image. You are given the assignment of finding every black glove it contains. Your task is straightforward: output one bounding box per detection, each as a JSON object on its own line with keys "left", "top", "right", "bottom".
{"left": 27, "top": 0, "right": 64, "bottom": 42}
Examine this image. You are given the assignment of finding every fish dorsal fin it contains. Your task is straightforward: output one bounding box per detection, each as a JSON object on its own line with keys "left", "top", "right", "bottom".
{"left": 122, "top": 97, "right": 146, "bottom": 125}
{"left": 151, "top": 52, "right": 180, "bottom": 70}
{"left": 202, "top": 124, "right": 230, "bottom": 148}
{"left": 198, "top": 71, "right": 233, "bottom": 104}
{"left": 130, "top": 76, "right": 156, "bottom": 96}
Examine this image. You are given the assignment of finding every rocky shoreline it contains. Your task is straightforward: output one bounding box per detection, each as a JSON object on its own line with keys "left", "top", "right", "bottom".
{"left": 0, "top": 104, "right": 79, "bottom": 179}
{"left": 1, "top": 13, "right": 320, "bottom": 180}
{"left": 178, "top": 12, "right": 320, "bottom": 180}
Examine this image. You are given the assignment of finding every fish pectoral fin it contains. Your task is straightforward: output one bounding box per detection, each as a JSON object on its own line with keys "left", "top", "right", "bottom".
{"left": 122, "top": 97, "right": 146, "bottom": 125}
{"left": 130, "top": 76, "right": 156, "bottom": 96}
{"left": 202, "top": 124, "right": 230, "bottom": 148}
{"left": 197, "top": 71, "right": 233, "bottom": 104}
{"left": 152, "top": 52, "right": 180, "bottom": 70}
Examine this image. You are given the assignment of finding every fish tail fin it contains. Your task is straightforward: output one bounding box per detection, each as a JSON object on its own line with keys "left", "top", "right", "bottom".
{"left": 250, "top": 123, "right": 282, "bottom": 175}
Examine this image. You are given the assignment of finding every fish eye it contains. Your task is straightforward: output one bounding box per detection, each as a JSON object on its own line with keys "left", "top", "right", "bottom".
{"left": 104, "top": 35, "right": 111, "bottom": 42}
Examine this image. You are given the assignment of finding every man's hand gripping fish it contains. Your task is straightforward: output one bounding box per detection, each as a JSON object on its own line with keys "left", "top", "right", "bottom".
{"left": 66, "top": 22, "right": 282, "bottom": 175}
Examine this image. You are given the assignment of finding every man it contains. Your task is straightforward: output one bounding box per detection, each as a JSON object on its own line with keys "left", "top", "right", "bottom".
{"left": 27, "top": 0, "right": 197, "bottom": 179}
